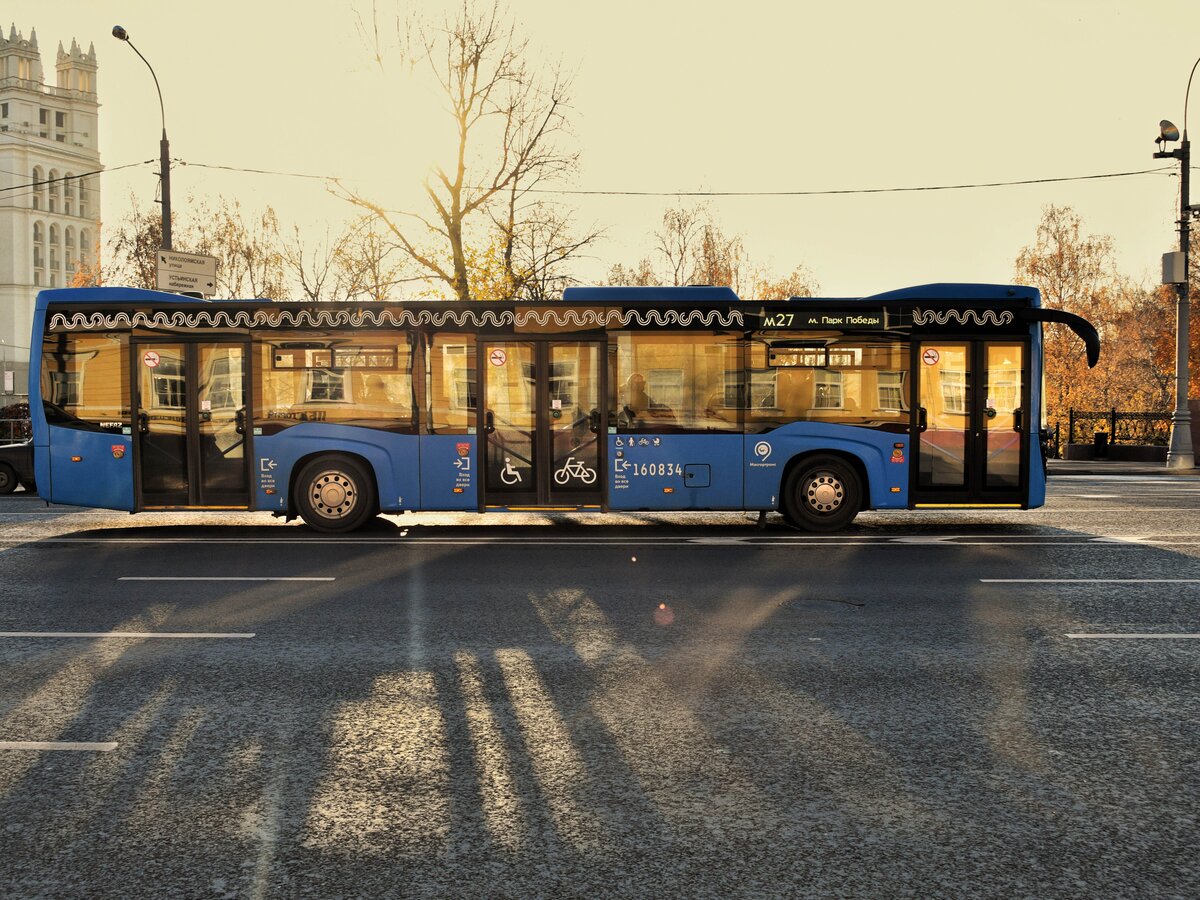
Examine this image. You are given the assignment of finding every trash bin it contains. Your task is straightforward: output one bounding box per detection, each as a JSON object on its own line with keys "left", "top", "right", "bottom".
{"left": 1093, "top": 431, "right": 1109, "bottom": 458}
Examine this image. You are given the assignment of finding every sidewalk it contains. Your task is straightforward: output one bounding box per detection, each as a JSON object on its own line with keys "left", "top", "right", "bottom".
{"left": 1048, "top": 458, "right": 1200, "bottom": 476}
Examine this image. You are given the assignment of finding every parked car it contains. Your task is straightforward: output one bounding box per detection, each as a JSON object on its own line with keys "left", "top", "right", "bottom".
{"left": 0, "top": 440, "right": 35, "bottom": 494}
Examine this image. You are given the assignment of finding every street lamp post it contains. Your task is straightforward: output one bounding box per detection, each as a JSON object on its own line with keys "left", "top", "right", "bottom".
{"left": 111, "top": 25, "right": 171, "bottom": 250}
{"left": 1153, "top": 56, "right": 1200, "bottom": 470}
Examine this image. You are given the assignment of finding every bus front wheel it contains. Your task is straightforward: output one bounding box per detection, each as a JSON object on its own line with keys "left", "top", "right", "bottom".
{"left": 782, "top": 456, "right": 861, "bottom": 532}
{"left": 294, "top": 455, "right": 377, "bottom": 533}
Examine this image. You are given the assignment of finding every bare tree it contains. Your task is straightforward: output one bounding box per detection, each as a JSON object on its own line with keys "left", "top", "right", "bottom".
{"left": 278, "top": 224, "right": 349, "bottom": 302}
{"left": 748, "top": 265, "right": 819, "bottom": 300}
{"left": 655, "top": 204, "right": 705, "bottom": 287}
{"left": 336, "top": 217, "right": 416, "bottom": 302}
{"left": 691, "top": 218, "right": 745, "bottom": 292}
{"left": 489, "top": 68, "right": 601, "bottom": 298}
{"left": 188, "top": 197, "right": 286, "bottom": 300}
{"left": 338, "top": 1, "right": 596, "bottom": 300}
{"left": 605, "top": 257, "right": 658, "bottom": 287}
{"left": 104, "top": 194, "right": 164, "bottom": 290}
{"left": 609, "top": 203, "right": 818, "bottom": 297}
{"left": 509, "top": 202, "right": 598, "bottom": 300}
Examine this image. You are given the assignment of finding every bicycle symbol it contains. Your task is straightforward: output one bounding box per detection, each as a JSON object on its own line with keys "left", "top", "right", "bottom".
{"left": 554, "top": 456, "right": 597, "bottom": 485}
{"left": 500, "top": 457, "right": 522, "bottom": 485}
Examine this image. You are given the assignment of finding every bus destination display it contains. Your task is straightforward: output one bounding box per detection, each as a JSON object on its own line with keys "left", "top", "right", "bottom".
{"left": 759, "top": 310, "right": 888, "bottom": 330}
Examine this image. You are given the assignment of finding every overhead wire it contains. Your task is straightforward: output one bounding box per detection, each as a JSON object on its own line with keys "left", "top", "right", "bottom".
{"left": 518, "top": 167, "right": 1182, "bottom": 196}
{"left": 2, "top": 153, "right": 1190, "bottom": 210}
{"left": 0, "top": 160, "right": 151, "bottom": 194}
{"left": 177, "top": 160, "right": 332, "bottom": 181}
{"left": 172, "top": 159, "right": 1183, "bottom": 196}
{"left": 0, "top": 161, "right": 155, "bottom": 206}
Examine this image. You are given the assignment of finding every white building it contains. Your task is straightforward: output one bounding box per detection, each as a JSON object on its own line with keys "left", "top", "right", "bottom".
{"left": 0, "top": 25, "right": 100, "bottom": 401}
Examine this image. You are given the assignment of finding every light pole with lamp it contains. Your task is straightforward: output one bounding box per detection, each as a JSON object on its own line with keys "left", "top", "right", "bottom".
{"left": 111, "top": 25, "right": 171, "bottom": 250}
{"left": 1153, "top": 55, "right": 1200, "bottom": 469}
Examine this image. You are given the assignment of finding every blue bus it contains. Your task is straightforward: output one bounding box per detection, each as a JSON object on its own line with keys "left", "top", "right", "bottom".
{"left": 28, "top": 283, "right": 1098, "bottom": 532}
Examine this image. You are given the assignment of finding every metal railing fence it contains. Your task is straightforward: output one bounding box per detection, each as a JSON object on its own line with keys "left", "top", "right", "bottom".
{"left": 0, "top": 419, "right": 31, "bottom": 444}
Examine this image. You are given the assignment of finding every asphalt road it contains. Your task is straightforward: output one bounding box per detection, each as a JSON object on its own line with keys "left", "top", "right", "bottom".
{"left": 0, "top": 475, "right": 1198, "bottom": 898}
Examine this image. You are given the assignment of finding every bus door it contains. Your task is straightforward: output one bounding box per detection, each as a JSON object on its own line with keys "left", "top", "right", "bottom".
{"left": 133, "top": 341, "right": 251, "bottom": 509}
{"left": 911, "top": 340, "right": 1028, "bottom": 506}
{"left": 480, "top": 339, "right": 604, "bottom": 508}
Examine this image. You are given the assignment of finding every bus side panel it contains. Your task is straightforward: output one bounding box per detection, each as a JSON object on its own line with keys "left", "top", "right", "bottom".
{"left": 252, "top": 426, "right": 420, "bottom": 513}
{"left": 608, "top": 434, "right": 743, "bottom": 510}
{"left": 46, "top": 427, "right": 135, "bottom": 511}
{"left": 28, "top": 298, "right": 49, "bottom": 500}
{"left": 419, "top": 434, "right": 476, "bottom": 510}
{"left": 742, "top": 424, "right": 908, "bottom": 510}
{"left": 33, "top": 443, "right": 50, "bottom": 501}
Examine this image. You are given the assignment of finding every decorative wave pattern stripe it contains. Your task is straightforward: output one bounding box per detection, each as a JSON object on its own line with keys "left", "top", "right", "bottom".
{"left": 912, "top": 308, "right": 1014, "bottom": 327}
{"left": 48, "top": 307, "right": 745, "bottom": 332}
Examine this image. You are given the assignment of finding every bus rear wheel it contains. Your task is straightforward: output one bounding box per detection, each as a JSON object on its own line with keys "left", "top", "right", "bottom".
{"left": 782, "top": 455, "right": 861, "bottom": 532}
{"left": 295, "top": 455, "right": 377, "bottom": 533}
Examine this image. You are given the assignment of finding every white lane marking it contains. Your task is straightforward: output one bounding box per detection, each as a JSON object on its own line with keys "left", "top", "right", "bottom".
{"left": 1070, "top": 494, "right": 1119, "bottom": 499}
{"left": 1052, "top": 476, "right": 1179, "bottom": 482}
{"left": 982, "top": 579, "right": 1200, "bottom": 583}
{"left": 1037, "top": 510, "right": 1178, "bottom": 514}
{"left": 0, "top": 537, "right": 1192, "bottom": 549}
{"left": 117, "top": 576, "right": 334, "bottom": 582}
{"left": 0, "top": 631, "right": 255, "bottom": 638}
{"left": 0, "top": 741, "right": 118, "bottom": 751}
{"left": 1066, "top": 633, "right": 1200, "bottom": 640}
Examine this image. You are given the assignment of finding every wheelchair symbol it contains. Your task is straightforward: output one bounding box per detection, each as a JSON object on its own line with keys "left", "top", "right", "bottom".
{"left": 500, "top": 457, "right": 522, "bottom": 485}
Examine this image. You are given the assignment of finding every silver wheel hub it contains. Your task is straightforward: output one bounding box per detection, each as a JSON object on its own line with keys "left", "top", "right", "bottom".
{"left": 311, "top": 470, "right": 357, "bottom": 519}
{"left": 805, "top": 473, "right": 844, "bottom": 513}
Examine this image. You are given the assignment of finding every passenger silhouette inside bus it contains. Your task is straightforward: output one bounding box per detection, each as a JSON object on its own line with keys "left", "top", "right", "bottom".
{"left": 619, "top": 372, "right": 674, "bottom": 427}
{"left": 362, "top": 374, "right": 390, "bottom": 404}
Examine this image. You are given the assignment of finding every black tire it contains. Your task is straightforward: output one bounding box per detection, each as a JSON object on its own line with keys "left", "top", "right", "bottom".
{"left": 294, "top": 455, "right": 377, "bottom": 533}
{"left": 0, "top": 463, "right": 16, "bottom": 495}
{"left": 781, "top": 455, "right": 862, "bottom": 532}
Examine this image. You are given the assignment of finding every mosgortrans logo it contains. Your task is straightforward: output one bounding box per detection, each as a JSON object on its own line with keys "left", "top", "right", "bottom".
{"left": 753, "top": 441, "right": 772, "bottom": 461}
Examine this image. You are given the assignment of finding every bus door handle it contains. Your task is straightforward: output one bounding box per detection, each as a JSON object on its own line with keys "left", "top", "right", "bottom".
{"left": 1013, "top": 407, "right": 1023, "bottom": 433}
{"left": 917, "top": 407, "right": 928, "bottom": 432}
{"left": 589, "top": 409, "right": 600, "bottom": 434}
{"left": 485, "top": 410, "right": 495, "bottom": 434}
{"left": 137, "top": 411, "right": 149, "bottom": 434}
{"left": 235, "top": 408, "right": 246, "bottom": 435}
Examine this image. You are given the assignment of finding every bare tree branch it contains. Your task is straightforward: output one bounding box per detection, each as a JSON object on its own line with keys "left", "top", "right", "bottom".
{"left": 336, "top": 0, "right": 594, "bottom": 300}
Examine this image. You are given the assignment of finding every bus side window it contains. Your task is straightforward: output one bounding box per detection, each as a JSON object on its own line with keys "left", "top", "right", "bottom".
{"left": 612, "top": 331, "right": 741, "bottom": 432}
{"left": 40, "top": 333, "right": 130, "bottom": 432}
{"left": 745, "top": 335, "right": 910, "bottom": 432}
{"left": 254, "top": 332, "right": 416, "bottom": 433}
{"left": 426, "top": 334, "right": 476, "bottom": 434}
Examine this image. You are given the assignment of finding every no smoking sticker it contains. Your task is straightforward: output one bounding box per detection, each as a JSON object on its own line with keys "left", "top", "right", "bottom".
{"left": 142, "top": 350, "right": 161, "bottom": 368}
{"left": 921, "top": 348, "right": 940, "bottom": 366}
{"left": 489, "top": 348, "right": 507, "bottom": 367}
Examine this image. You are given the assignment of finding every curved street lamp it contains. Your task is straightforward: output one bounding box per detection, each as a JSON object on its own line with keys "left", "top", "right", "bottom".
{"left": 1152, "top": 55, "right": 1200, "bottom": 469}
{"left": 111, "top": 25, "right": 171, "bottom": 250}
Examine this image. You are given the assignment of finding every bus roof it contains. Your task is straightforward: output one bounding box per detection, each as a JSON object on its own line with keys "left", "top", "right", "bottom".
{"left": 37, "top": 282, "right": 1041, "bottom": 307}
{"left": 561, "top": 283, "right": 1040, "bottom": 306}
{"left": 859, "top": 283, "right": 1041, "bottom": 306}
{"left": 35, "top": 286, "right": 212, "bottom": 308}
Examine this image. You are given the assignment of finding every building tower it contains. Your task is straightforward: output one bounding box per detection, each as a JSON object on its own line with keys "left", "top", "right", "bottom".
{"left": 0, "top": 26, "right": 100, "bottom": 402}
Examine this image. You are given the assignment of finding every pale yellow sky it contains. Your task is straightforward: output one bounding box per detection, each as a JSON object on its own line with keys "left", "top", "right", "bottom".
{"left": 13, "top": 0, "right": 1200, "bottom": 296}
